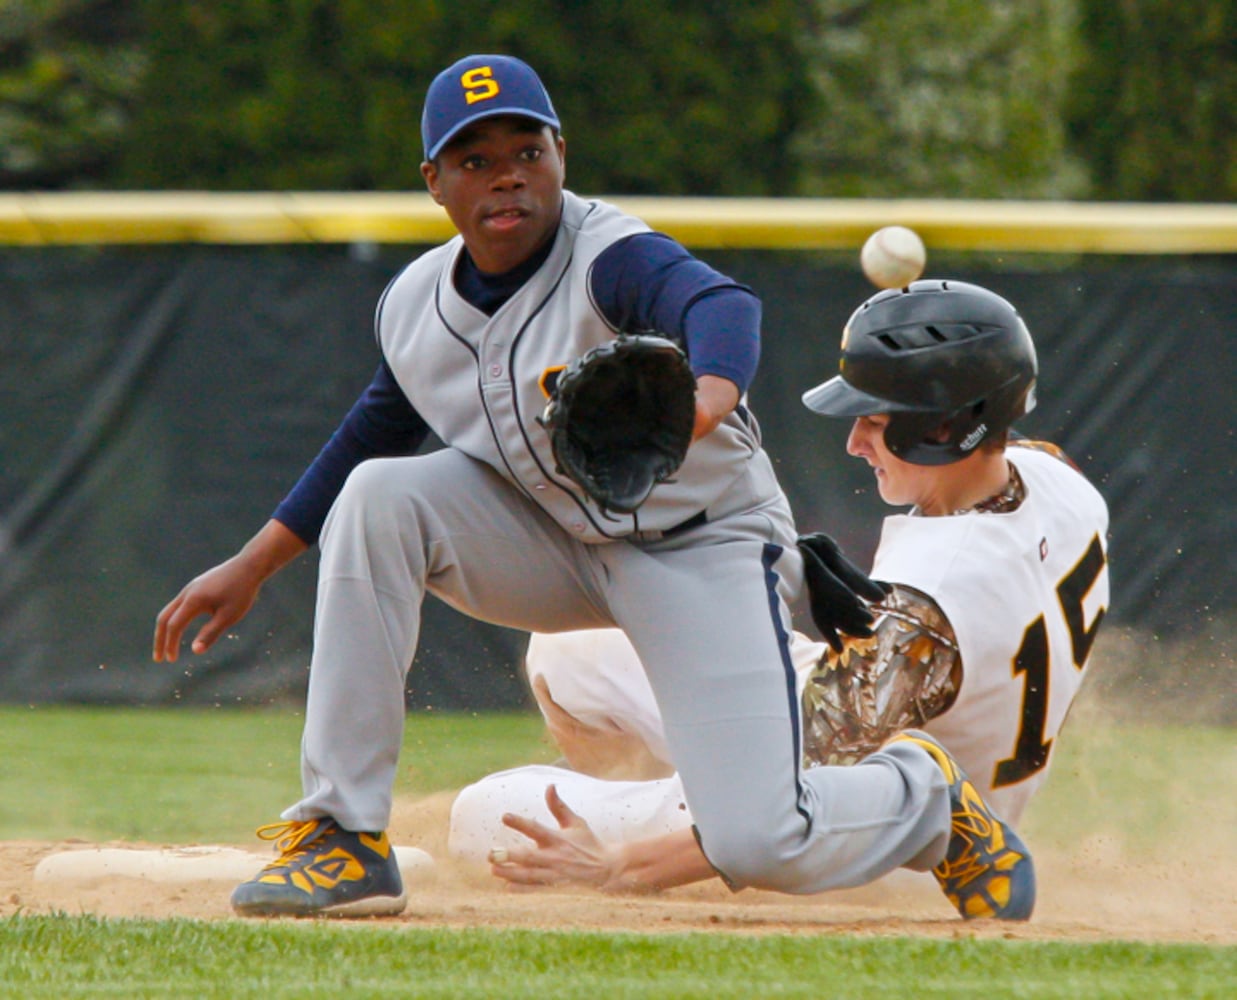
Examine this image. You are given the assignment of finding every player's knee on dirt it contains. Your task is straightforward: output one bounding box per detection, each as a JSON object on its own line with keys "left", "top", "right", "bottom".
{"left": 448, "top": 770, "right": 563, "bottom": 864}
{"left": 447, "top": 779, "right": 507, "bottom": 863}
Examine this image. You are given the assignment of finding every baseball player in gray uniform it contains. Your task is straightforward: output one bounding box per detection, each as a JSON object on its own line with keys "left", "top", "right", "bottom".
{"left": 153, "top": 55, "right": 1026, "bottom": 920}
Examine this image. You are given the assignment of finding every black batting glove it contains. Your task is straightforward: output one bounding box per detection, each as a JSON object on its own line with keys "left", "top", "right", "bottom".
{"left": 796, "top": 532, "right": 893, "bottom": 653}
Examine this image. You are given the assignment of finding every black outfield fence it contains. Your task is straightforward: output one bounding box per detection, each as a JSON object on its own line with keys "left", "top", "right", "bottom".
{"left": 1, "top": 245, "right": 1232, "bottom": 708}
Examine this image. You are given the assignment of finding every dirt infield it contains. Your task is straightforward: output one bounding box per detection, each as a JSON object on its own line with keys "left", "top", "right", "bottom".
{"left": 6, "top": 640, "right": 1234, "bottom": 946}
{"left": 3, "top": 785, "right": 1232, "bottom": 945}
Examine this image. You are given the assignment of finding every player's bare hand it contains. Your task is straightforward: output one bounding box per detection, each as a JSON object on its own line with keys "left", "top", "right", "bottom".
{"left": 492, "top": 785, "right": 640, "bottom": 893}
{"left": 153, "top": 520, "right": 307, "bottom": 663}
{"left": 152, "top": 556, "right": 263, "bottom": 662}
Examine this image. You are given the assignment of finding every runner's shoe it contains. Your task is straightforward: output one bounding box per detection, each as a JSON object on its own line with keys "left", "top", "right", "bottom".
{"left": 231, "top": 817, "right": 407, "bottom": 917}
{"left": 890, "top": 730, "right": 1036, "bottom": 920}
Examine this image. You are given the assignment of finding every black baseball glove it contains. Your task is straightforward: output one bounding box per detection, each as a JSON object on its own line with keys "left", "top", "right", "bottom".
{"left": 797, "top": 531, "right": 893, "bottom": 652}
{"left": 540, "top": 334, "right": 697, "bottom": 515}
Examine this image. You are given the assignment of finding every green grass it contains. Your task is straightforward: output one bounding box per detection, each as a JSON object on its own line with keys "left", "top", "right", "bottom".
{"left": 1021, "top": 718, "right": 1237, "bottom": 857}
{"left": 0, "top": 706, "right": 554, "bottom": 841}
{"left": 1, "top": 706, "right": 1233, "bottom": 997}
{"left": 0, "top": 915, "right": 1231, "bottom": 999}
{"left": 3, "top": 703, "right": 1230, "bottom": 855}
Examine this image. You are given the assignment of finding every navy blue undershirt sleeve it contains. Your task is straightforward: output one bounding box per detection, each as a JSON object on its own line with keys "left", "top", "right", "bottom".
{"left": 589, "top": 232, "right": 761, "bottom": 393}
{"left": 271, "top": 360, "right": 429, "bottom": 544}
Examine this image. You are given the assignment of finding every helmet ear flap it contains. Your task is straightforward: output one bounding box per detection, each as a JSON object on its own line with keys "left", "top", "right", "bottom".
{"left": 882, "top": 411, "right": 958, "bottom": 465}
{"left": 884, "top": 401, "right": 989, "bottom": 465}
{"left": 882, "top": 369, "right": 1038, "bottom": 466}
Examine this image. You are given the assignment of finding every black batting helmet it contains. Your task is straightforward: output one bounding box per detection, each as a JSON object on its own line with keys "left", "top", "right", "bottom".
{"left": 802, "top": 280, "right": 1037, "bottom": 465}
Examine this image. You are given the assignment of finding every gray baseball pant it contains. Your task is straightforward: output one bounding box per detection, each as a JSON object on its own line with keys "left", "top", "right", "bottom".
{"left": 284, "top": 448, "right": 949, "bottom": 892}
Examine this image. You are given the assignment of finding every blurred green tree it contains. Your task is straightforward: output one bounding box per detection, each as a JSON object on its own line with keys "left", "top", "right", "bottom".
{"left": 1, "top": 0, "right": 1231, "bottom": 201}
{"left": 115, "top": 0, "right": 814, "bottom": 195}
{"left": 0, "top": 0, "right": 145, "bottom": 187}
{"left": 1067, "top": 0, "right": 1236, "bottom": 201}
{"left": 795, "top": 0, "right": 1088, "bottom": 199}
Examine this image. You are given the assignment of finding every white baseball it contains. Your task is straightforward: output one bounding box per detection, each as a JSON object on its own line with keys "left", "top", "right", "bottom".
{"left": 860, "top": 226, "right": 926, "bottom": 289}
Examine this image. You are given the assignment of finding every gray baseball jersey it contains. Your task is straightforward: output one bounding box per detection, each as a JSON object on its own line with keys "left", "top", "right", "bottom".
{"left": 376, "top": 191, "right": 775, "bottom": 542}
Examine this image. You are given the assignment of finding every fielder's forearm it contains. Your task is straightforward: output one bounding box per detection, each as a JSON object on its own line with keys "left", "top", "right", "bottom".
{"left": 239, "top": 518, "right": 310, "bottom": 581}
{"left": 692, "top": 374, "right": 741, "bottom": 441}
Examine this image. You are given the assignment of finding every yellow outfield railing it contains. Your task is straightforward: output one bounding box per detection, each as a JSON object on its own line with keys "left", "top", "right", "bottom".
{"left": 0, "top": 192, "right": 1234, "bottom": 253}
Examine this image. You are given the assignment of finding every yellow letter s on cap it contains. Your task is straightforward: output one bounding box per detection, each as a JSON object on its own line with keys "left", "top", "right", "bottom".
{"left": 461, "top": 67, "right": 500, "bottom": 105}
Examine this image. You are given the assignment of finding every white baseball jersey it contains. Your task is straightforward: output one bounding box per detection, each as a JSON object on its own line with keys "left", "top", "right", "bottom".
{"left": 872, "top": 443, "right": 1110, "bottom": 821}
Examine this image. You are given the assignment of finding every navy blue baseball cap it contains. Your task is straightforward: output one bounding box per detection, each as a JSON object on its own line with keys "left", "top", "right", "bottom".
{"left": 421, "top": 55, "right": 560, "bottom": 161}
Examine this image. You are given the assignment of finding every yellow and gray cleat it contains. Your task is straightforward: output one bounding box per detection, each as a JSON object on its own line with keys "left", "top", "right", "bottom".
{"left": 231, "top": 817, "right": 408, "bottom": 917}
{"left": 891, "top": 730, "right": 1036, "bottom": 920}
